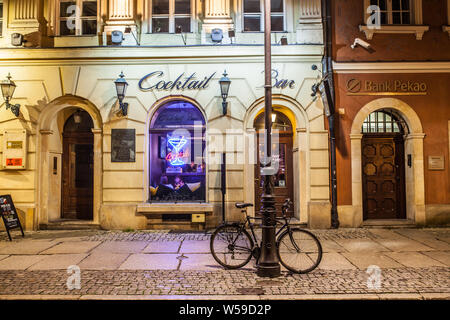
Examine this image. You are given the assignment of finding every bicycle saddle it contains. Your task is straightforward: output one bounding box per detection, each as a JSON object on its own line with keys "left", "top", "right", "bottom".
{"left": 235, "top": 202, "right": 254, "bottom": 209}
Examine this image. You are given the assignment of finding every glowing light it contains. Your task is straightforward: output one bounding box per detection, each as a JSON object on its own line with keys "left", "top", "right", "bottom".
{"left": 167, "top": 137, "right": 187, "bottom": 166}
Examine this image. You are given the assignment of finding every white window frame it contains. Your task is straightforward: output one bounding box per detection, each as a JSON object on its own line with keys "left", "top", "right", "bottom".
{"left": 361, "top": 0, "right": 428, "bottom": 40}
{"left": 368, "top": 0, "right": 413, "bottom": 25}
{"left": 242, "top": 0, "right": 286, "bottom": 33}
{"left": 56, "top": 0, "right": 98, "bottom": 36}
{"left": 149, "top": 0, "right": 195, "bottom": 34}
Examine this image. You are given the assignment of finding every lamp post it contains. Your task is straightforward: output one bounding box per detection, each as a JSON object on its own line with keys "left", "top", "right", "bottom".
{"left": 114, "top": 71, "right": 129, "bottom": 116}
{"left": 256, "top": 0, "right": 280, "bottom": 278}
{"left": 219, "top": 70, "right": 231, "bottom": 116}
{"left": 1, "top": 73, "right": 21, "bottom": 117}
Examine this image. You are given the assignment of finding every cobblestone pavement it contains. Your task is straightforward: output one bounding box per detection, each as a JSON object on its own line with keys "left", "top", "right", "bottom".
{"left": 0, "top": 228, "right": 448, "bottom": 299}
{"left": 0, "top": 268, "right": 448, "bottom": 296}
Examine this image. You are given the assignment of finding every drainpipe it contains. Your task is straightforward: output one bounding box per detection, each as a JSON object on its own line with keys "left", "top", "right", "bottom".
{"left": 322, "top": 0, "right": 339, "bottom": 229}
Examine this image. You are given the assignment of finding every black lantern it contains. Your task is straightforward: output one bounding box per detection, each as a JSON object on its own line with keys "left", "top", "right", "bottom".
{"left": 219, "top": 70, "right": 231, "bottom": 115}
{"left": 1, "top": 73, "right": 20, "bottom": 117}
{"left": 114, "top": 71, "right": 129, "bottom": 116}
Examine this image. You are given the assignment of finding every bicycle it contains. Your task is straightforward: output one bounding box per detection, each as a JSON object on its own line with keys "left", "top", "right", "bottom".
{"left": 210, "top": 199, "right": 323, "bottom": 274}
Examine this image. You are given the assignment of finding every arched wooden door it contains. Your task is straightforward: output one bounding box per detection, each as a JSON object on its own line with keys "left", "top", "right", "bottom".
{"left": 254, "top": 111, "right": 294, "bottom": 217}
{"left": 361, "top": 110, "right": 406, "bottom": 220}
{"left": 62, "top": 110, "right": 94, "bottom": 220}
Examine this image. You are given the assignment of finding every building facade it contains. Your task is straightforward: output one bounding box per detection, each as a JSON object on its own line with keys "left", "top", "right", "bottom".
{"left": 0, "top": 0, "right": 332, "bottom": 230}
{"left": 332, "top": 0, "right": 450, "bottom": 227}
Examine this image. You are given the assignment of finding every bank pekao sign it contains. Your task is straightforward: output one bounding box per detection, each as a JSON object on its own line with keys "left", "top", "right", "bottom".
{"left": 346, "top": 78, "right": 427, "bottom": 96}
{"left": 138, "top": 70, "right": 295, "bottom": 92}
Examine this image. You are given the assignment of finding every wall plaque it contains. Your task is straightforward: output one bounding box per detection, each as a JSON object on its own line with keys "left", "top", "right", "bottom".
{"left": 428, "top": 156, "right": 445, "bottom": 171}
{"left": 111, "top": 129, "right": 136, "bottom": 162}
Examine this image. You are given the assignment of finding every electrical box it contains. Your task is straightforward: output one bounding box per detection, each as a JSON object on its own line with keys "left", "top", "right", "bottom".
{"left": 2, "top": 130, "right": 27, "bottom": 170}
{"left": 11, "top": 33, "right": 24, "bottom": 46}
{"left": 192, "top": 213, "right": 205, "bottom": 223}
{"left": 211, "top": 29, "right": 223, "bottom": 42}
{"left": 111, "top": 30, "right": 124, "bottom": 44}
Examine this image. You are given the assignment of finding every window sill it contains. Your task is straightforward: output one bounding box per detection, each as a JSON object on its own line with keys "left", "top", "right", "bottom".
{"left": 443, "top": 26, "right": 450, "bottom": 38}
{"left": 359, "top": 25, "right": 430, "bottom": 40}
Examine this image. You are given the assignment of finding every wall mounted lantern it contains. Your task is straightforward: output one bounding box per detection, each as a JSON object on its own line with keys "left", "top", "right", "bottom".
{"left": 1, "top": 73, "right": 20, "bottom": 117}
{"left": 219, "top": 70, "right": 231, "bottom": 116}
{"left": 114, "top": 71, "right": 129, "bottom": 116}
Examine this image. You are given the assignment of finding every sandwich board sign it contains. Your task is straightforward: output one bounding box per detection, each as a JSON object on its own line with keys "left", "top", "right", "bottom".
{"left": 0, "top": 195, "right": 24, "bottom": 241}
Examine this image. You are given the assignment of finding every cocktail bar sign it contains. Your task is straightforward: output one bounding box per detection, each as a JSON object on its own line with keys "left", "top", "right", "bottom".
{"left": 138, "top": 70, "right": 296, "bottom": 92}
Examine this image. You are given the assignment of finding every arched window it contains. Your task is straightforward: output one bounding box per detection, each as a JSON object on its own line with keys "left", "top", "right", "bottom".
{"left": 253, "top": 110, "right": 292, "bottom": 131}
{"left": 149, "top": 100, "right": 206, "bottom": 202}
{"left": 361, "top": 109, "right": 408, "bottom": 134}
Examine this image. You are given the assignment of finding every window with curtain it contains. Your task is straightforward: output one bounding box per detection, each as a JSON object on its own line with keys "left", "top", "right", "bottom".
{"left": 243, "top": 0, "right": 285, "bottom": 32}
{"left": 59, "top": 0, "right": 97, "bottom": 36}
{"left": 152, "top": 0, "right": 192, "bottom": 33}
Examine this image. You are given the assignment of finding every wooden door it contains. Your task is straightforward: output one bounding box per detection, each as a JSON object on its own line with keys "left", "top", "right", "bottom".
{"left": 362, "top": 134, "right": 406, "bottom": 220}
{"left": 255, "top": 133, "right": 294, "bottom": 217}
{"left": 62, "top": 132, "right": 94, "bottom": 220}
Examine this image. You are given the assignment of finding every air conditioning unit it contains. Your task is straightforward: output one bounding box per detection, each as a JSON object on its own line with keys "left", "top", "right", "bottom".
{"left": 11, "top": 33, "right": 24, "bottom": 46}
{"left": 111, "top": 30, "right": 124, "bottom": 44}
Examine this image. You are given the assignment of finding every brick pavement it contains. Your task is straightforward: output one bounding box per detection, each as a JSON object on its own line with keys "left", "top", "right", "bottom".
{"left": 0, "top": 227, "right": 448, "bottom": 299}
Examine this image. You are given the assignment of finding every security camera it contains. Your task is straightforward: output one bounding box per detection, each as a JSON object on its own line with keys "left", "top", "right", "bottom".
{"left": 351, "top": 38, "right": 375, "bottom": 53}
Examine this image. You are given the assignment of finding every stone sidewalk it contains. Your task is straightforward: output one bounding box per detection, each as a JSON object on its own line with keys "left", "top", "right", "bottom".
{"left": 0, "top": 228, "right": 448, "bottom": 299}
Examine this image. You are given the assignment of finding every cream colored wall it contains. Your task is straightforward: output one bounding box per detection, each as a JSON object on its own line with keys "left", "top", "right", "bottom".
{"left": 0, "top": 45, "right": 325, "bottom": 229}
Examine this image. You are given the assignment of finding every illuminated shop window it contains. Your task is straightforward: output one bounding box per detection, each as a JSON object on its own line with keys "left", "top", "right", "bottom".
{"left": 149, "top": 100, "right": 206, "bottom": 202}
{"left": 59, "top": 0, "right": 97, "bottom": 36}
{"left": 151, "top": 0, "right": 192, "bottom": 33}
{"left": 368, "top": 0, "right": 412, "bottom": 25}
{"left": 243, "top": 0, "right": 285, "bottom": 32}
{"left": 362, "top": 110, "right": 407, "bottom": 133}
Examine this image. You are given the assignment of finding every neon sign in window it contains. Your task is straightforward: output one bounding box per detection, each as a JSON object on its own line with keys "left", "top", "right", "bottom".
{"left": 166, "top": 136, "right": 188, "bottom": 166}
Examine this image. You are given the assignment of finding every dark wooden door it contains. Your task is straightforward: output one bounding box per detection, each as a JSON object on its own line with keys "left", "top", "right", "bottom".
{"left": 62, "top": 132, "right": 94, "bottom": 220}
{"left": 255, "top": 133, "right": 294, "bottom": 217}
{"left": 362, "top": 134, "right": 406, "bottom": 220}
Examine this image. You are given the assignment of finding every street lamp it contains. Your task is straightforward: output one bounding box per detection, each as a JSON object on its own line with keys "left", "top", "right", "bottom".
{"left": 219, "top": 70, "right": 231, "bottom": 116}
{"left": 1, "top": 73, "right": 20, "bottom": 117}
{"left": 257, "top": 0, "right": 281, "bottom": 278}
{"left": 114, "top": 71, "right": 129, "bottom": 116}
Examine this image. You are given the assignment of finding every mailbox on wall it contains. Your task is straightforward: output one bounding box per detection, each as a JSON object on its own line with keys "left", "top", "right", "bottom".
{"left": 2, "top": 130, "right": 27, "bottom": 170}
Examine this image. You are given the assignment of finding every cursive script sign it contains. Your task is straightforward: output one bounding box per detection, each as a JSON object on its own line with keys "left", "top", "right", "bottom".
{"left": 138, "top": 71, "right": 216, "bottom": 91}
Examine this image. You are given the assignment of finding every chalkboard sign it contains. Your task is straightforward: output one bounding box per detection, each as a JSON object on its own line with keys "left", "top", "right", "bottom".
{"left": 0, "top": 195, "right": 24, "bottom": 241}
{"left": 111, "top": 129, "right": 136, "bottom": 162}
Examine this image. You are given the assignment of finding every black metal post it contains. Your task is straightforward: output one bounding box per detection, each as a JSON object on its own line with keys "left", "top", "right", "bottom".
{"left": 256, "top": 0, "right": 280, "bottom": 278}
{"left": 221, "top": 153, "right": 226, "bottom": 222}
{"left": 322, "top": 0, "right": 339, "bottom": 229}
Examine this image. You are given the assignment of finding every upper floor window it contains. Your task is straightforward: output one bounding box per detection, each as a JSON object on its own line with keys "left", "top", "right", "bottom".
{"left": 0, "top": 1, "right": 3, "bottom": 37}
{"left": 243, "top": 0, "right": 285, "bottom": 32}
{"left": 151, "top": 0, "right": 192, "bottom": 33}
{"left": 369, "top": 0, "right": 411, "bottom": 25}
{"left": 59, "top": 0, "right": 97, "bottom": 36}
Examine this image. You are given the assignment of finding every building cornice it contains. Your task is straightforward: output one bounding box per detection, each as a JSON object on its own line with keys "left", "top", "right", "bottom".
{"left": 333, "top": 62, "right": 450, "bottom": 74}
{"left": 0, "top": 45, "right": 324, "bottom": 66}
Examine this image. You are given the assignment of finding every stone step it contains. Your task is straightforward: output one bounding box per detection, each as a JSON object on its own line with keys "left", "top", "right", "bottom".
{"left": 40, "top": 220, "right": 101, "bottom": 230}
{"left": 362, "top": 219, "right": 416, "bottom": 228}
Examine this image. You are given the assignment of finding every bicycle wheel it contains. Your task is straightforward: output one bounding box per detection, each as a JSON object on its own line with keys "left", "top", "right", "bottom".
{"left": 277, "top": 228, "right": 322, "bottom": 274}
{"left": 210, "top": 224, "right": 254, "bottom": 269}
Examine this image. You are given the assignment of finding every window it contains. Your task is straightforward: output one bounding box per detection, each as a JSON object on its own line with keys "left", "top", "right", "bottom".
{"left": 149, "top": 101, "right": 206, "bottom": 202}
{"left": 58, "top": 0, "right": 97, "bottom": 36}
{"left": 369, "top": 0, "right": 411, "bottom": 25}
{"left": 243, "top": 0, "right": 285, "bottom": 32}
{"left": 361, "top": 110, "right": 407, "bottom": 133}
{"left": 0, "top": 1, "right": 3, "bottom": 37}
{"left": 151, "top": 0, "right": 192, "bottom": 33}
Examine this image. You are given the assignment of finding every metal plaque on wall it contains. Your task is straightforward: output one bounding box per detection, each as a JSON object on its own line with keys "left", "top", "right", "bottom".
{"left": 111, "top": 129, "right": 136, "bottom": 162}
